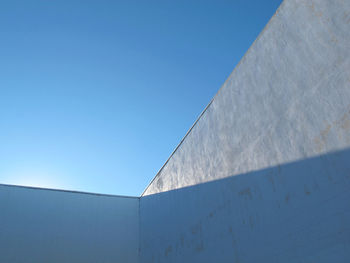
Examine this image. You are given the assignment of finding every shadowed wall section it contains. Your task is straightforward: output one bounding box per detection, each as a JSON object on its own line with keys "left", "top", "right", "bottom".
{"left": 1, "top": 0, "right": 349, "bottom": 262}
{"left": 140, "top": 149, "right": 350, "bottom": 262}
{"left": 139, "top": 0, "right": 350, "bottom": 262}
{"left": 0, "top": 185, "right": 139, "bottom": 263}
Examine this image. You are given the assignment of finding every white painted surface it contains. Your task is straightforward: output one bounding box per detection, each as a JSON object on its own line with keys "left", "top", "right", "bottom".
{"left": 142, "top": 0, "right": 350, "bottom": 196}
{"left": 139, "top": 0, "right": 350, "bottom": 262}
{"left": 0, "top": 185, "right": 139, "bottom": 263}
{"left": 140, "top": 149, "right": 350, "bottom": 262}
{"left": 1, "top": 1, "right": 350, "bottom": 262}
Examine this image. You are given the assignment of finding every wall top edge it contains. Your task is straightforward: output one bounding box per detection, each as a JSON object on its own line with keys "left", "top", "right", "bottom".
{"left": 140, "top": 0, "right": 287, "bottom": 197}
{"left": 0, "top": 183, "right": 139, "bottom": 199}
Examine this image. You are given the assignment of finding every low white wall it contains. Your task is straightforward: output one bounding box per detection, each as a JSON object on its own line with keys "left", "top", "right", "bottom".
{"left": 2, "top": 1, "right": 350, "bottom": 262}
{"left": 0, "top": 184, "right": 139, "bottom": 263}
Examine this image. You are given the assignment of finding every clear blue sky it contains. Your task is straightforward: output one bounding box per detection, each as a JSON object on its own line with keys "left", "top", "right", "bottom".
{"left": 0, "top": 0, "right": 282, "bottom": 196}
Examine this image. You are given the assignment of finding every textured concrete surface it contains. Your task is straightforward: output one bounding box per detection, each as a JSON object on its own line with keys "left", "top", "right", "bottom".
{"left": 142, "top": 0, "right": 350, "bottom": 196}
{"left": 0, "top": 184, "right": 139, "bottom": 263}
{"left": 1, "top": 0, "right": 350, "bottom": 262}
{"left": 140, "top": 149, "right": 350, "bottom": 262}
{"left": 139, "top": 0, "right": 350, "bottom": 262}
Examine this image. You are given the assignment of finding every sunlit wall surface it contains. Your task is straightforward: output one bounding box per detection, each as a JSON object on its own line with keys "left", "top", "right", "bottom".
{"left": 140, "top": 0, "right": 350, "bottom": 262}
{"left": 1, "top": 0, "right": 350, "bottom": 262}
{"left": 142, "top": 0, "right": 350, "bottom": 196}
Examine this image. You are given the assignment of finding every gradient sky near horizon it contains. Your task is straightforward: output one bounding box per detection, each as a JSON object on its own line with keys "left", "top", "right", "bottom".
{"left": 0, "top": 0, "right": 282, "bottom": 196}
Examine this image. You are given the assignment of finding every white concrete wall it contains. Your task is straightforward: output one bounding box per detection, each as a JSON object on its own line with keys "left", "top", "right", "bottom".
{"left": 140, "top": 149, "right": 350, "bottom": 262}
{"left": 0, "top": 184, "right": 139, "bottom": 263}
{"left": 140, "top": 0, "right": 350, "bottom": 262}
{"left": 142, "top": 0, "right": 350, "bottom": 196}
{"left": 2, "top": 1, "right": 350, "bottom": 262}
